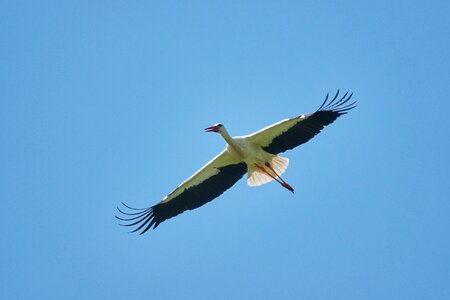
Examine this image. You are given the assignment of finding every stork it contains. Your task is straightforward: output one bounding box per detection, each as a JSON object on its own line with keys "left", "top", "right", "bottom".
{"left": 117, "top": 91, "right": 356, "bottom": 234}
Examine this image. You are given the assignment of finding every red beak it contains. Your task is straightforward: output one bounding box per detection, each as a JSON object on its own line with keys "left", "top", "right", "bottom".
{"left": 205, "top": 125, "right": 219, "bottom": 132}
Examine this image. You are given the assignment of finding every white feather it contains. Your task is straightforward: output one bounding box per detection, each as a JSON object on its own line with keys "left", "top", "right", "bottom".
{"left": 247, "top": 155, "right": 289, "bottom": 187}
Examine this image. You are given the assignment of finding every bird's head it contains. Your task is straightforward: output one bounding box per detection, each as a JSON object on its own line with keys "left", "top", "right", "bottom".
{"left": 205, "top": 123, "right": 224, "bottom": 134}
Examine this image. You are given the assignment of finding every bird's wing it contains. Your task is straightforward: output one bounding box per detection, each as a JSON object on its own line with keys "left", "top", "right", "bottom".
{"left": 117, "top": 149, "right": 247, "bottom": 234}
{"left": 247, "top": 91, "right": 356, "bottom": 154}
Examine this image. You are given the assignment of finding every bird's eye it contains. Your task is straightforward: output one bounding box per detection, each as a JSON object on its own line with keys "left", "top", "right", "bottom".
{"left": 217, "top": 124, "right": 223, "bottom": 127}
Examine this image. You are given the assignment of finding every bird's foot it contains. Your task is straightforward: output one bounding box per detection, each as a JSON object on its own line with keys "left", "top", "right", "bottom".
{"left": 281, "top": 182, "right": 294, "bottom": 193}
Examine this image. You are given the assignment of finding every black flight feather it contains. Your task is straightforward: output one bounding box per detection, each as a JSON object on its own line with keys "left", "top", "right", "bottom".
{"left": 263, "top": 90, "right": 356, "bottom": 155}
{"left": 116, "top": 162, "right": 247, "bottom": 234}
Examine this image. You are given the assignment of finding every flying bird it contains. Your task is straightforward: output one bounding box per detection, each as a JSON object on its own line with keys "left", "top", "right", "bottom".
{"left": 117, "top": 90, "right": 356, "bottom": 234}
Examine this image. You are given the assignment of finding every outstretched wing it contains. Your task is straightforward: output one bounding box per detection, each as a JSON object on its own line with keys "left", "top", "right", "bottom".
{"left": 248, "top": 91, "right": 356, "bottom": 154}
{"left": 117, "top": 149, "right": 247, "bottom": 234}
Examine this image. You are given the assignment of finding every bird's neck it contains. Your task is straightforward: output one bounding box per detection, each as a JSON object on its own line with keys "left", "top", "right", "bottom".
{"left": 220, "top": 130, "right": 240, "bottom": 153}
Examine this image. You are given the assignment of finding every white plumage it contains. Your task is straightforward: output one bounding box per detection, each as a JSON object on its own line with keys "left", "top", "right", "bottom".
{"left": 117, "top": 90, "right": 356, "bottom": 234}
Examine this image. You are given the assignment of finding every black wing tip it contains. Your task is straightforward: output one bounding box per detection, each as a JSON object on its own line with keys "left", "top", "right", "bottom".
{"left": 116, "top": 202, "right": 159, "bottom": 235}
{"left": 317, "top": 90, "right": 357, "bottom": 113}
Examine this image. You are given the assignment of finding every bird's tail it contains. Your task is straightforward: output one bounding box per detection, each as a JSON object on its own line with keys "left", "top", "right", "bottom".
{"left": 247, "top": 155, "right": 289, "bottom": 186}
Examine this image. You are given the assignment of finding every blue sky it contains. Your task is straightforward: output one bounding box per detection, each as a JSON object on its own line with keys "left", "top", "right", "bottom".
{"left": 1, "top": 1, "right": 449, "bottom": 299}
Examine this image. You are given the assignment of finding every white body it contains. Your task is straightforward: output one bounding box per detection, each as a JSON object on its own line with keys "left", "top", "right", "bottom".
{"left": 223, "top": 135, "right": 289, "bottom": 187}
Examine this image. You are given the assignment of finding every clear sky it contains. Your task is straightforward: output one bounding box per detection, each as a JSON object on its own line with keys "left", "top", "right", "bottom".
{"left": 1, "top": 1, "right": 449, "bottom": 299}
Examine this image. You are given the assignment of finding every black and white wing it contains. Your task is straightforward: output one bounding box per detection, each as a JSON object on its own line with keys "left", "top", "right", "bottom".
{"left": 117, "top": 149, "right": 247, "bottom": 234}
{"left": 248, "top": 91, "right": 356, "bottom": 154}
